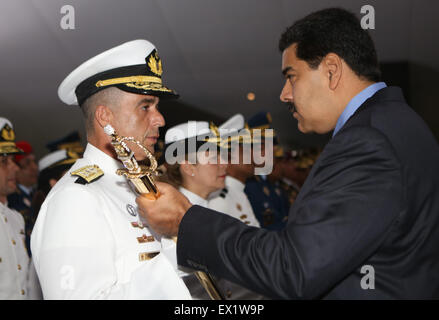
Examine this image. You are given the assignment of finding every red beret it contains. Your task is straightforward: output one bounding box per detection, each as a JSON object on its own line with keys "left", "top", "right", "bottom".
{"left": 14, "top": 141, "right": 33, "bottom": 162}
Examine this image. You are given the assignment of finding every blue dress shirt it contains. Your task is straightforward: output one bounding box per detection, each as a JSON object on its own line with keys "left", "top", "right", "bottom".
{"left": 333, "top": 82, "right": 387, "bottom": 136}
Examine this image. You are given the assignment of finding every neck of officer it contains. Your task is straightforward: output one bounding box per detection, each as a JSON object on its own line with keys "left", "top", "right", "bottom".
{"left": 87, "top": 129, "right": 118, "bottom": 160}
{"left": 0, "top": 193, "right": 6, "bottom": 205}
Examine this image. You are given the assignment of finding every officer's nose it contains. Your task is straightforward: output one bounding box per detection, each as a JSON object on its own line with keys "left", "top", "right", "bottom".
{"left": 151, "top": 108, "right": 165, "bottom": 129}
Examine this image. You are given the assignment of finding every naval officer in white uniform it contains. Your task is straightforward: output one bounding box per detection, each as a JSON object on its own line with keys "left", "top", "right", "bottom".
{"left": 163, "top": 120, "right": 228, "bottom": 299}
{"left": 0, "top": 118, "right": 42, "bottom": 299}
{"left": 164, "top": 117, "right": 266, "bottom": 299}
{"left": 207, "top": 114, "right": 266, "bottom": 299}
{"left": 208, "top": 114, "right": 260, "bottom": 228}
{"left": 31, "top": 40, "right": 191, "bottom": 299}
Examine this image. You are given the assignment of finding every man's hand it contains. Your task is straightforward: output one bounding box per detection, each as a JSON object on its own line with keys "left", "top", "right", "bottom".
{"left": 136, "top": 182, "right": 192, "bottom": 237}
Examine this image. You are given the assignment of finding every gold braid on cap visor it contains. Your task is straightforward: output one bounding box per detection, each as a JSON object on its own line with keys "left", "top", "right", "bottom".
{"left": 95, "top": 76, "right": 172, "bottom": 92}
{"left": 205, "top": 123, "right": 274, "bottom": 147}
{"left": 0, "top": 142, "right": 21, "bottom": 154}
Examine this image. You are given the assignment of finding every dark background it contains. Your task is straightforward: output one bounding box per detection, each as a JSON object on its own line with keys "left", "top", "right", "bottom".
{"left": 1, "top": 0, "right": 438, "bottom": 157}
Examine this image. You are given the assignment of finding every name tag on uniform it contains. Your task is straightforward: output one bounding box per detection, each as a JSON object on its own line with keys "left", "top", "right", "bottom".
{"left": 139, "top": 251, "right": 159, "bottom": 261}
{"left": 137, "top": 234, "right": 155, "bottom": 243}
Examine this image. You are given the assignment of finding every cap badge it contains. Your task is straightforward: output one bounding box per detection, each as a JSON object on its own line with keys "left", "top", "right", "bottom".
{"left": 1, "top": 124, "right": 15, "bottom": 141}
{"left": 148, "top": 52, "right": 163, "bottom": 76}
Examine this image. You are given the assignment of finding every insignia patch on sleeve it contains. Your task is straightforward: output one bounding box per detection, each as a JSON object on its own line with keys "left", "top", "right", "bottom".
{"left": 71, "top": 165, "right": 104, "bottom": 184}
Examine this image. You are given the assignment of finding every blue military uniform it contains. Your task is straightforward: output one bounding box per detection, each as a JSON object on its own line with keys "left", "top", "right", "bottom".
{"left": 244, "top": 111, "right": 290, "bottom": 230}
{"left": 245, "top": 175, "right": 289, "bottom": 230}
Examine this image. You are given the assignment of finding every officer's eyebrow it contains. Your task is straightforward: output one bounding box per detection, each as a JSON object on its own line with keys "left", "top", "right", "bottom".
{"left": 136, "top": 97, "right": 157, "bottom": 107}
{"left": 282, "top": 66, "right": 295, "bottom": 76}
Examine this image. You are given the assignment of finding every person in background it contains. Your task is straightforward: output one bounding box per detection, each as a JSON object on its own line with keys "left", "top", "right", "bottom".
{"left": 7, "top": 141, "right": 38, "bottom": 256}
{"left": 244, "top": 111, "right": 289, "bottom": 230}
{"left": 208, "top": 114, "right": 267, "bottom": 300}
{"left": 46, "top": 131, "right": 85, "bottom": 155}
{"left": 208, "top": 114, "right": 260, "bottom": 228}
{"left": 0, "top": 117, "right": 42, "bottom": 299}
{"left": 163, "top": 120, "right": 227, "bottom": 299}
{"left": 32, "top": 149, "right": 81, "bottom": 215}
{"left": 276, "top": 148, "right": 315, "bottom": 207}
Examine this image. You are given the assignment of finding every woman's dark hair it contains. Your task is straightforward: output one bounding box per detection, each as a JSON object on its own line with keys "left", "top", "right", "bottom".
{"left": 279, "top": 7, "right": 381, "bottom": 82}
{"left": 32, "top": 165, "right": 71, "bottom": 214}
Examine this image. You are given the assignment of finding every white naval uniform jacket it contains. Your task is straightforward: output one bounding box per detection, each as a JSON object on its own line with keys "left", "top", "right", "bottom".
{"left": 208, "top": 176, "right": 260, "bottom": 228}
{"left": 31, "top": 143, "right": 191, "bottom": 300}
{"left": 0, "top": 202, "right": 41, "bottom": 299}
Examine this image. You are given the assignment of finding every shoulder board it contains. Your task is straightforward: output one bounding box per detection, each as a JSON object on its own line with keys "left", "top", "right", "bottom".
{"left": 71, "top": 165, "right": 104, "bottom": 185}
{"left": 222, "top": 188, "right": 228, "bottom": 193}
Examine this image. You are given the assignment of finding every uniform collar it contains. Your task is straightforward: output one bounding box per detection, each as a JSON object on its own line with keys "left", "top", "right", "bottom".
{"left": 226, "top": 175, "right": 245, "bottom": 192}
{"left": 82, "top": 143, "right": 124, "bottom": 177}
{"left": 0, "top": 200, "right": 9, "bottom": 212}
{"left": 18, "top": 184, "right": 33, "bottom": 196}
{"left": 179, "top": 187, "right": 208, "bottom": 207}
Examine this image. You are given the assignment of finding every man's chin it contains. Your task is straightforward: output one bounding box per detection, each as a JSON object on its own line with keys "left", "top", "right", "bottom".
{"left": 297, "top": 123, "right": 310, "bottom": 134}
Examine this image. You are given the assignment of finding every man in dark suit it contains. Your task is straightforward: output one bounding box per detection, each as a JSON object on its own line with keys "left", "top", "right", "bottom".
{"left": 136, "top": 8, "right": 439, "bottom": 299}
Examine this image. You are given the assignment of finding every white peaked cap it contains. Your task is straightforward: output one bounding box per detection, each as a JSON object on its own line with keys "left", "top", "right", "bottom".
{"left": 38, "top": 149, "right": 71, "bottom": 171}
{"left": 58, "top": 39, "right": 177, "bottom": 106}
{"left": 0, "top": 117, "right": 13, "bottom": 129}
{"left": 218, "top": 114, "right": 244, "bottom": 135}
{"left": 58, "top": 40, "right": 155, "bottom": 105}
{"left": 165, "top": 121, "right": 211, "bottom": 144}
{"left": 164, "top": 114, "right": 245, "bottom": 145}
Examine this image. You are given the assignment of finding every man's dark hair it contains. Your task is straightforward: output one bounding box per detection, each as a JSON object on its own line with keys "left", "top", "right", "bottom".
{"left": 279, "top": 8, "right": 381, "bottom": 82}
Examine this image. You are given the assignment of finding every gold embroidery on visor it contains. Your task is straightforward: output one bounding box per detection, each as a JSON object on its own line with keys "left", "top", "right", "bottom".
{"left": 125, "top": 82, "right": 172, "bottom": 92}
{"left": 95, "top": 76, "right": 162, "bottom": 88}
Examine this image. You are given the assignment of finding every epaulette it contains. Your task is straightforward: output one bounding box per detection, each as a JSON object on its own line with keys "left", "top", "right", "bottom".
{"left": 71, "top": 165, "right": 104, "bottom": 185}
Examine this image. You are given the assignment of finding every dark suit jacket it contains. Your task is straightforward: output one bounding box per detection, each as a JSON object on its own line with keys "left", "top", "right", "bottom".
{"left": 177, "top": 87, "right": 439, "bottom": 299}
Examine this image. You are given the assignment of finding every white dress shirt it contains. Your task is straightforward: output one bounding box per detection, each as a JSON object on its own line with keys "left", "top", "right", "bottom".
{"left": 31, "top": 143, "right": 191, "bottom": 299}
{"left": 209, "top": 176, "right": 260, "bottom": 227}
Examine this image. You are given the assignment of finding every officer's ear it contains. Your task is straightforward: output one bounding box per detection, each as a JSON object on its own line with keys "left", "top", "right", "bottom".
{"left": 95, "top": 105, "right": 114, "bottom": 130}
